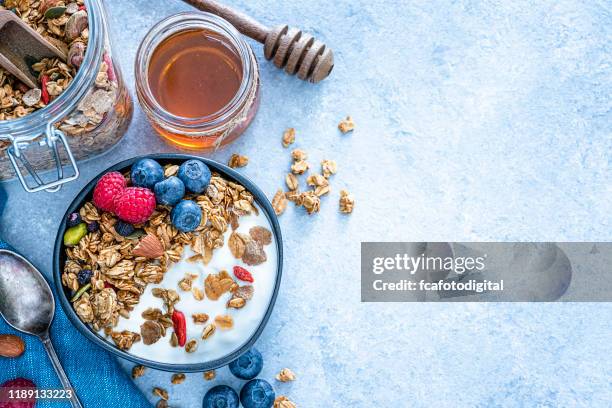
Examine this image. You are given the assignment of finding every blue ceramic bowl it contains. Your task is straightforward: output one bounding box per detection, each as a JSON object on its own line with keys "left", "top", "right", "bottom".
{"left": 53, "top": 154, "right": 283, "bottom": 372}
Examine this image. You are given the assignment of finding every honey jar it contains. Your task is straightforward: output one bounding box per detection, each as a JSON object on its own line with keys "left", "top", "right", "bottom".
{"left": 135, "top": 12, "right": 260, "bottom": 150}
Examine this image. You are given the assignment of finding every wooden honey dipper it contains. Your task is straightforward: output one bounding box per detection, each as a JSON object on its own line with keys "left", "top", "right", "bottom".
{"left": 181, "top": 0, "right": 334, "bottom": 83}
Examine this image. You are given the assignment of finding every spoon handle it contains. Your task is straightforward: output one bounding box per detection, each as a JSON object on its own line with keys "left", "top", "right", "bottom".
{"left": 41, "top": 335, "right": 84, "bottom": 408}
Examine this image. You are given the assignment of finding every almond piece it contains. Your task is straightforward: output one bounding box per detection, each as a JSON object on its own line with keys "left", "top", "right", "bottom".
{"left": 0, "top": 334, "right": 26, "bottom": 358}
{"left": 133, "top": 234, "right": 164, "bottom": 259}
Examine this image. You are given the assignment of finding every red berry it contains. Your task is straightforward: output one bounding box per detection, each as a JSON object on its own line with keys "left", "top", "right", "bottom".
{"left": 233, "top": 266, "right": 254, "bottom": 282}
{"left": 0, "top": 378, "right": 36, "bottom": 408}
{"left": 113, "top": 187, "right": 156, "bottom": 224}
{"left": 93, "top": 172, "right": 126, "bottom": 213}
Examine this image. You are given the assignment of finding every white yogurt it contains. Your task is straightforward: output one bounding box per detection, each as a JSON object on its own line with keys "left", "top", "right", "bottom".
{"left": 100, "top": 204, "right": 278, "bottom": 364}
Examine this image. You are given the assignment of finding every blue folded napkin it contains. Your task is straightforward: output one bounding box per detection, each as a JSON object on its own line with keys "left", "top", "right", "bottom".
{"left": 0, "top": 186, "right": 150, "bottom": 407}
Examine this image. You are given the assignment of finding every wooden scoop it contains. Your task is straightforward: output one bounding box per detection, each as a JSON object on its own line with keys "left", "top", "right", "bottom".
{"left": 0, "top": 10, "right": 67, "bottom": 88}
{"left": 181, "top": 0, "right": 334, "bottom": 83}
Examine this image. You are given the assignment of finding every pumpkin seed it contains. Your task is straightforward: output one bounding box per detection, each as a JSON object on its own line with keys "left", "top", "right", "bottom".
{"left": 44, "top": 6, "right": 67, "bottom": 19}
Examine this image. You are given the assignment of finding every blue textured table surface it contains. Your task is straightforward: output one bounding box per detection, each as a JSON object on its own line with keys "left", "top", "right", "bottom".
{"left": 1, "top": 0, "right": 611, "bottom": 407}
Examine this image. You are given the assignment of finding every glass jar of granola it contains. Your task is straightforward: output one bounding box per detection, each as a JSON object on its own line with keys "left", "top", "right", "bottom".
{"left": 0, "top": 0, "right": 132, "bottom": 192}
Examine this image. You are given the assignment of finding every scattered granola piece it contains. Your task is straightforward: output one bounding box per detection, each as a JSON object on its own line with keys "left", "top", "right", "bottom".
{"left": 338, "top": 116, "right": 355, "bottom": 133}
{"left": 228, "top": 297, "right": 246, "bottom": 309}
{"left": 301, "top": 191, "right": 321, "bottom": 214}
{"left": 141, "top": 320, "right": 163, "bottom": 345}
{"left": 291, "top": 149, "right": 307, "bottom": 162}
{"left": 192, "top": 287, "right": 205, "bottom": 301}
{"left": 249, "top": 226, "right": 272, "bottom": 246}
{"left": 306, "top": 174, "right": 328, "bottom": 188}
{"left": 228, "top": 231, "right": 248, "bottom": 258}
{"left": 205, "top": 270, "right": 235, "bottom": 300}
{"left": 242, "top": 240, "right": 267, "bottom": 266}
{"left": 192, "top": 313, "right": 209, "bottom": 324}
{"left": 274, "top": 396, "right": 297, "bottom": 408}
{"left": 271, "top": 189, "right": 287, "bottom": 215}
{"left": 142, "top": 308, "right": 163, "bottom": 321}
{"left": 132, "top": 365, "right": 146, "bottom": 379}
{"left": 290, "top": 160, "right": 309, "bottom": 175}
{"left": 339, "top": 190, "right": 355, "bottom": 214}
{"left": 111, "top": 330, "right": 141, "bottom": 351}
{"left": 164, "top": 164, "right": 179, "bottom": 177}
{"left": 285, "top": 190, "right": 303, "bottom": 205}
{"left": 228, "top": 154, "right": 249, "bottom": 168}
{"left": 153, "top": 387, "right": 169, "bottom": 401}
{"left": 178, "top": 276, "right": 193, "bottom": 292}
{"left": 202, "top": 324, "right": 216, "bottom": 339}
{"left": 285, "top": 173, "right": 299, "bottom": 191}
{"left": 276, "top": 368, "right": 297, "bottom": 382}
{"left": 171, "top": 373, "right": 185, "bottom": 385}
{"left": 156, "top": 400, "right": 169, "bottom": 408}
{"left": 203, "top": 370, "right": 216, "bottom": 381}
{"left": 185, "top": 339, "right": 198, "bottom": 353}
{"left": 233, "top": 285, "right": 254, "bottom": 300}
{"left": 321, "top": 160, "right": 337, "bottom": 178}
{"left": 215, "top": 315, "right": 234, "bottom": 330}
{"left": 170, "top": 332, "right": 179, "bottom": 347}
{"left": 282, "top": 128, "right": 296, "bottom": 147}
{"left": 22, "top": 89, "right": 42, "bottom": 107}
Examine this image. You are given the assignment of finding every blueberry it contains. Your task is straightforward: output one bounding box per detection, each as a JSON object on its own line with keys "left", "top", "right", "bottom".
{"left": 87, "top": 221, "right": 99, "bottom": 233}
{"left": 130, "top": 159, "right": 164, "bottom": 189}
{"left": 229, "top": 348, "right": 263, "bottom": 380}
{"left": 171, "top": 200, "right": 202, "bottom": 232}
{"left": 77, "top": 269, "right": 93, "bottom": 285}
{"left": 66, "top": 212, "right": 82, "bottom": 228}
{"left": 114, "top": 220, "right": 134, "bottom": 236}
{"left": 240, "top": 379, "right": 275, "bottom": 408}
{"left": 154, "top": 176, "right": 185, "bottom": 206}
{"left": 177, "top": 159, "right": 211, "bottom": 193}
{"left": 203, "top": 385, "right": 239, "bottom": 408}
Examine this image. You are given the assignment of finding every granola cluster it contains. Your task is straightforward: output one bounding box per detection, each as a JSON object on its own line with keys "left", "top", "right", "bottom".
{"left": 62, "top": 164, "right": 271, "bottom": 352}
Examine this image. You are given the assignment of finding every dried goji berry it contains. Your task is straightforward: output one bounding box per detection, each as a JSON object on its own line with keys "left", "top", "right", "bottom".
{"left": 233, "top": 266, "right": 254, "bottom": 283}
{"left": 40, "top": 75, "right": 50, "bottom": 104}
{"left": 103, "top": 52, "right": 116, "bottom": 82}
{"left": 78, "top": 4, "right": 86, "bottom": 10}
{"left": 171, "top": 310, "right": 187, "bottom": 347}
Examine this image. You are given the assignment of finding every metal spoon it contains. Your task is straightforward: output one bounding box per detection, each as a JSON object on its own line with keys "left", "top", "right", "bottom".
{"left": 0, "top": 249, "right": 83, "bottom": 408}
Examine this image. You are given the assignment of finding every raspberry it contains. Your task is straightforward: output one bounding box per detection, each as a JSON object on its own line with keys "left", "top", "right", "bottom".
{"left": 233, "top": 266, "right": 254, "bottom": 283}
{"left": 113, "top": 187, "right": 156, "bottom": 224}
{"left": 93, "top": 172, "right": 126, "bottom": 213}
{"left": 0, "top": 378, "right": 36, "bottom": 408}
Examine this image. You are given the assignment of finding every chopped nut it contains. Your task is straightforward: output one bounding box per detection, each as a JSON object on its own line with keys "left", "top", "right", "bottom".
{"left": 291, "top": 149, "right": 307, "bottom": 161}
{"left": 282, "top": 128, "right": 295, "bottom": 147}
{"left": 214, "top": 315, "right": 234, "bottom": 330}
{"left": 203, "top": 370, "right": 216, "bottom": 381}
{"left": 338, "top": 116, "right": 355, "bottom": 133}
{"left": 228, "top": 154, "right": 249, "bottom": 168}
{"left": 132, "top": 365, "right": 146, "bottom": 379}
{"left": 271, "top": 189, "right": 287, "bottom": 215}
{"left": 202, "top": 324, "right": 216, "bottom": 339}
{"left": 153, "top": 387, "right": 169, "bottom": 401}
{"left": 339, "top": 190, "right": 355, "bottom": 214}
{"left": 185, "top": 339, "right": 198, "bottom": 353}
{"left": 276, "top": 368, "right": 297, "bottom": 382}
{"left": 285, "top": 173, "right": 299, "bottom": 191}
{"left": 290, "top": 160, "right": 309, "bottom": 175}
{"left": 192, "top": 313, "right": 209, "bottom": 324}
{"left": 274, "top": 396, "right": 297, "bottom": 408}
{"left": 321, "top": 160, "right": 337, "bottom": 178}
{"left": 171, "top": 373, "right": 186, "bottom": 384}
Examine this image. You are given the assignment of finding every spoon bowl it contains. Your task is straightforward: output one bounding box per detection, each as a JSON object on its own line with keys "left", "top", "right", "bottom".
{"left": 0, "top": 250, "right": 54, "bottom": 336}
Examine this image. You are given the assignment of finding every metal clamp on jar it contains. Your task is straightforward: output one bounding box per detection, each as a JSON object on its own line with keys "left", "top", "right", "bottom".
{"left": 0, "top": 0, "right": 132, "bottom": 192}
